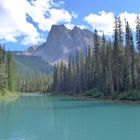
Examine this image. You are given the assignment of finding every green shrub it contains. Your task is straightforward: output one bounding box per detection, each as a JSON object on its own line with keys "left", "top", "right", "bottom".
{"left": 117, "top": 89, "right": 140, "bottom": 100}
{"left": 82, "top": 89, "right": 101, "bottom": 97}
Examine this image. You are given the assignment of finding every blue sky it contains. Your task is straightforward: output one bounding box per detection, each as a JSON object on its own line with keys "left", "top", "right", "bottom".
{"left": 0, "top": 0, "right": 140, "bottom": 51}
{"left": 63, "top": 0, "right": 140, "bottom": 16}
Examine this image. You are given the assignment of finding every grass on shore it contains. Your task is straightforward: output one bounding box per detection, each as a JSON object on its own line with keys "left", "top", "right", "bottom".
{"left": 0, "top": 91, "right": 18, "bottom": 101}
{"left": 16, "top": 92, "right": 33, "bottom": 94}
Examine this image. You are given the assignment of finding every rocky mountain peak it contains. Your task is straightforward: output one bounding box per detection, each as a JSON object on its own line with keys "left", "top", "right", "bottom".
{"left": 23, "top": 24, "right": 94, "bottom": 64}
{"left": 50, "top": 24, "right": 68, "bottom": 33}
{"left": 72, "top": 26, "right": 81, "bottom": 31}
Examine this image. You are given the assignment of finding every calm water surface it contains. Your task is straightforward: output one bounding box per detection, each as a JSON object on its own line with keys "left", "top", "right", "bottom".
{"left": 0, "top": 94, "right": 140, "bottom": 140}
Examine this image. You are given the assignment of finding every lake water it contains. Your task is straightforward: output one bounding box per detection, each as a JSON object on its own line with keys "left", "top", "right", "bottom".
{"left": 0, "top": 94, "right": 140, "bottom": 140}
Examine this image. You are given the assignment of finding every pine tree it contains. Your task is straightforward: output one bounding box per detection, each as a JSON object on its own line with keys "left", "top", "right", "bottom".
{"left": 85, "top": 46, "right": 94, "bottom": 90}
{"left": 136, "top": 14, "right": 140, "bottom": 55}
{"left": 105, "top": 42, "right": 114, "bottom": 95}
{"left": 100, "top": 33, "right": 107, "bottom": 95}
{"left": 0, "top": 45, "right": 7, "bottom": 95}
{"left": 7, "top": 51, "right": 17, "bottom": 92}
{"left": 135, "top": 15, "right": 140, "bottom": 87}
{"left": 93, "top": 29, "right": 102, "bottom": 90}
{"left": 124, "top": 21, "right": 134, "bottom": 89}
{"left": 67, "top": 55, "right": 76, "bottom": 92}
{"left": 113, "top": 17, "right": 124, "bottom": 93}
{"left": 75, "top": 49, "right": 82, "bottom": 92}
{"left": 129, "top": 25, "right": 137, "bottom": 88}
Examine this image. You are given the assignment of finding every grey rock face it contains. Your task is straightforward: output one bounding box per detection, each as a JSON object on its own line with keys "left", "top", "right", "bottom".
{"left": 24, "top": 24, "right": 94, "bottom": 64}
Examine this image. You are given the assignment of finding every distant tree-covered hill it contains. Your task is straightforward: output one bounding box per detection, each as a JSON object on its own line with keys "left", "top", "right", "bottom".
{"left": 13, "top": 54, "right": 53, "bottom": 78}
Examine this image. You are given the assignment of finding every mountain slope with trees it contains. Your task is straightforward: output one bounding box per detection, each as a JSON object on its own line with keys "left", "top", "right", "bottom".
{"left": 14, "top": 54, "right": 53, "bottom": 78}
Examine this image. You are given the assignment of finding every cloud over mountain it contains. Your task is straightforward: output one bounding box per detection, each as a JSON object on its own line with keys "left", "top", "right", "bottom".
{"left": 0, "top": 0, "right": 77, "bottom": 45}
{"left": 0, "top": 0, "right": 139, "bottom": 47}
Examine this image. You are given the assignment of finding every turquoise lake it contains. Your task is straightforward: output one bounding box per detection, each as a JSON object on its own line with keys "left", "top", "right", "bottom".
{"left": 0, "top": 94, "right": 140, "bottom": 140}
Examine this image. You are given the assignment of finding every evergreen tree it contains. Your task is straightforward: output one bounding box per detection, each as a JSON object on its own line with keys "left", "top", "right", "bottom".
{"left": 18, "top": 74, "right": 52, "bottom": 92}
{"left": 0, "top": 45, "right": 7, "bottom": 95}
{"left": 113, "top": 17, "right": 124, "bottom": 93}
{"left": 136, "top": 14, "right": 140, "bottom": 55}
{"left": 7, "top": 51, "right": 17, "bottom": 91}
{"left": 105, "top": 42, "right": 114, "bottom": 95}
{"left": 125, "top": 21, "right": 133, "bottom": 89}
{"left": 93, "top": 29, "right": 102, "bottom": 90}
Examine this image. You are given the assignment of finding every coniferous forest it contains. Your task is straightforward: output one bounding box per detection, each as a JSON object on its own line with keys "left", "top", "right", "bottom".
{"left": 17, "top": 74, "right": 52, "bottom": 93}
{"left": 0, "top": 45, "right": 17, "bottom": 95}
{"left": 52, "top": 16, "right": 140, "bottom": 100}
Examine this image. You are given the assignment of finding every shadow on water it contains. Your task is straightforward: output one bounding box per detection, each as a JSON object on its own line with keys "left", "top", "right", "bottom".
{"left": 30, "top": 102, "right": 116, "bottom": 111}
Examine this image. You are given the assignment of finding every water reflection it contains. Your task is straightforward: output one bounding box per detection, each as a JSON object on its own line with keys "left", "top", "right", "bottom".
{"left": 0, "top": 95, "right": 140, "bottom": 140}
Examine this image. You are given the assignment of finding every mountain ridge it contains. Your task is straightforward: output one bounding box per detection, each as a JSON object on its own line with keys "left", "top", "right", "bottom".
{"left": 20, "top": 24, "right": 94, "bottom": 64}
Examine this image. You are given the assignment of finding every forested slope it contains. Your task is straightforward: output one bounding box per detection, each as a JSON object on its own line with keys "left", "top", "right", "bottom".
{"left": 14, "top": 54, "right": 53, "bottom": 78}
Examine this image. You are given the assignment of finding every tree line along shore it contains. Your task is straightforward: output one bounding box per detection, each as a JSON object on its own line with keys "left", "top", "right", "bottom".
{"left": 52, "top": 16, "right": 140, "bottom": 101}
{"left": 1, "top": 16, "right": 140, "bottom": 102}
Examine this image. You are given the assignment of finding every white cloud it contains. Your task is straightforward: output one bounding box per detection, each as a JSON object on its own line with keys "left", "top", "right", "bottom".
{"left": 65, "top": 23, "right": 88, "bottom": 30}
{"left": 21, "top": 36, "right": 46, "bottom": 46}
{"left": 84, "top": 11, "right": 115, "bottom": 35}
{"left": 0, "top": 0, "right": 40, "bottom": 45}
{"left": 0, "top": 0, "right": 77, "bottom": 45}
{"left": 30, "top": 0, "right": 77, "bottom": 31}
{"left": 119, "top": 11, "right": 139, "bottom": 32}
{"left": 50, "top": 8, "right": 72, "bottom": 22}
{"left": 58, "top": 1, "right": 65, "bottom": 5}
{"left": 77, "top": 25, "right": 88, "bottom": 30}
{"left": 53, "top": 1, "right": 65, "bottom": 7}
{"left": 72, "top": 12, "right": 78, "bottom": 18}
{"left": 65, "top": 23, "right": 75, "bottom": 30}
{"left": 30, "top": 7, "right": 75, "bottom": 31}
{"left": 84, "top": 11, "right": 140, "bottom": 35}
